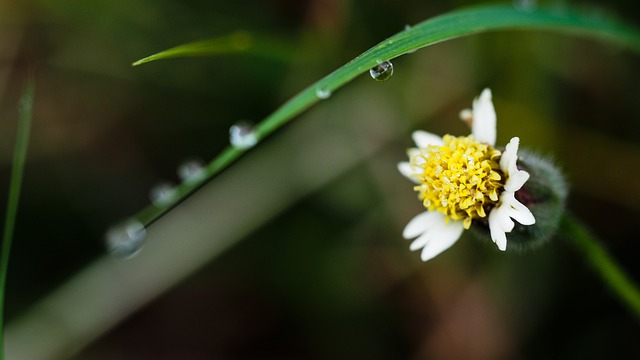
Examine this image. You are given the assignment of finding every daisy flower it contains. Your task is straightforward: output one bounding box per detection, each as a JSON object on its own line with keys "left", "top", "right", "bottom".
{"left": 398, "top": 89, "right": 535, "bottom": 261}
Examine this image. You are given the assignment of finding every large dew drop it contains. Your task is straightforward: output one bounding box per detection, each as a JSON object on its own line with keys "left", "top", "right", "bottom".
{"left": 149, "top": 182, "right": 177, "bottom": 207}
{"left": 177, "top": 159, "right": 206, "bottom": 184}
{"left": 229, "top": 122, "right": 258, "bottom": 150}
{"left": 369, "top": 60, "right": 394, "bottom": 82}
{"left": 105, "top": 220, "right": 147, "bottom": 258}
{"left": 315, "top": 87, "right": 332, "bottom": 99}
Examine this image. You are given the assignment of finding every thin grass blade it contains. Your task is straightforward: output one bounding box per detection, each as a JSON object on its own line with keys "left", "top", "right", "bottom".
{"left": 132, "top": 31, "right": 292, "bottom": 66}
{"left": 0, "top": 77, "right": 35, "bottom": 359}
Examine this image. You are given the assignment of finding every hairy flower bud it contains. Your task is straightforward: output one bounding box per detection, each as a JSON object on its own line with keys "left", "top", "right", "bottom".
{"left": 470, "top": 150, "right": 567, "bottom": 251}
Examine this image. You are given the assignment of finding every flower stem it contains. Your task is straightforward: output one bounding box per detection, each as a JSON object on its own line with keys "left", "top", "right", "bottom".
{"left": 561, "top": 213, "right": 640, "bottom": 319}
{"left": 0, "top": 77, "right": 35, "bottom": 359}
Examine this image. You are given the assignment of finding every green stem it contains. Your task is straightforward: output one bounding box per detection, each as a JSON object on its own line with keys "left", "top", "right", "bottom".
{"left": 561, "top": 213, "right": 640, "bottom": 319}
{"left": 0, "top": 78, "right": 35, "bottom": 358}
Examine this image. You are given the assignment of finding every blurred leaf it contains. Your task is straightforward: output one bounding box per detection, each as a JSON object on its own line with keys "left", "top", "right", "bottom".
{"left": 132, "top": 30, "right": 293, "bottom": 66}
{"left": 0, "top": 76, "right": 35, "bottom": 358}
{"left": 562, "top": 214, "right": 640, "bottom": 319}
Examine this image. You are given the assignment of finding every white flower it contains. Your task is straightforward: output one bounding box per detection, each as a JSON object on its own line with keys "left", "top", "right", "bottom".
{"left": 398, "top": 89, "right": 535, "bottom": 261}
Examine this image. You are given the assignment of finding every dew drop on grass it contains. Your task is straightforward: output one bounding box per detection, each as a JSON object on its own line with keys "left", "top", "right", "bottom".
{"left": 105, "top": 220, "right": 147, "bottom": 258}
{"left": 369, "top": 60, "right": 394, "bottom": 82}
{"left": 229, "top": 121, "right": 258, "bottom": 150}
{"left": 315, "top": 87, "right": 332, "bottom": 99}
{"left": 149, "top": 182, "right": 177, "bottom": 207}
{"left": 177, "top": 159, "right": 206, "bottom": 184}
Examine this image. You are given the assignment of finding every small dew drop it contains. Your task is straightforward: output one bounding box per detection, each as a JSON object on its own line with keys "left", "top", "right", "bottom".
{"left": 177, "top": 159, "right": 206, "bottom": 184}
{"left": 105, "top": 220, "right": 147, "bottom": 258}
{"left": 149, "top": 182, "right": 177, "bottom": 207}
{"left": 315, "top": 87, "right": 332, "bottom": 99}
{"left": 513, "top": 0, "right": 537, "bottom": 11}
{"left": 229, "top": 121, "right": 258, "bottom": 150}
{"left": 369, "top": 60, "right": 394, "bottom": 82}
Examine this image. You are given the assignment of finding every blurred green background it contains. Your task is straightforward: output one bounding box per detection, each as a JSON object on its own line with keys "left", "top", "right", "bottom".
{"left": 1, "top": 0, "right": 639, "bottom": 359}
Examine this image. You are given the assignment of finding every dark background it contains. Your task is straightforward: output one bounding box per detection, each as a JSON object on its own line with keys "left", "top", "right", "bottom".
{"left": 0, "top": 0, "right": 639, "bottom": 359}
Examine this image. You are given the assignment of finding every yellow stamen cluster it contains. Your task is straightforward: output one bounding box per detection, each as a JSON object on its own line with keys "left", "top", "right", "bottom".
{"left": 411, "top": 135, "right": 504, "bottom": 229}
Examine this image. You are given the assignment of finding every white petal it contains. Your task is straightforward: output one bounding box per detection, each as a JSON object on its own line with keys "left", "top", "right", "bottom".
{"left": 491, "top": 205, "right": 515, "bottom": 232}
{"left": 402, "top": 212, "right": 465, "bottom": 261}
{"left": 407, "top": 148, "right": 420, "bottom": 159}
{"left": 500, "top": 137, "right": 520, "bottom": 174}
{"left": 471, "top": 88, "right": 497, "bottom": 146}
{"left": 459, "top": 108, "right": 472, "bottom": 122}
{"left": 409, "top": 232, "right": 431, "bottom": 251}
{"left": 488, "top": 210, "right": 508, "bottom": 251}
{"left": 397, "top": 162, "right": 419, "bottom": 183}
{"left": 503, "top": 193, "right": 536, "bottom": 225}
{"left": 419, "top": 219, "right": 465, "bottom": 261}
{"left": 504, "top": 170, "right": 529, "bottom": 192}
{"left": 507, "top": 205, "right": 536, "bottom": 226}
{"left": 402, "top": 211, "right": 441, "bottom": 239}
{"left": 501, "top": 205, "right": 516, "bottom": 230}
{"left": 412, "top": 130, "right": 443, "bottom": 148}
{"left": 487, "top": 191, "right": 536, "bottom": 251}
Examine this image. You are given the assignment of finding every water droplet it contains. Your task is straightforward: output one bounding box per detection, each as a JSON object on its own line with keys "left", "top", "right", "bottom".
{"left": 177, "top": 159, "right": 206, "bottom": 184}
{"left": 369, "top": 60, "right": 394, "bottom": 82}
{"left": 315, "top": 87, "right": 332, "bottom": 99}
{"left": 229, "top": 121, "right": 258, "bottom": 150}
{"left": 513, "top": 0, "right": 536, "bottom": 11}
{"left": 105, "top": 220, "right": 147, "bottom": 258}
{"left": 149, "top": 182, "right": 177, "bottom": 207}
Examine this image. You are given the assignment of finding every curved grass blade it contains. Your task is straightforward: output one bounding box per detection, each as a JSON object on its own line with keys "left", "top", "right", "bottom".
{"left": 131, "top": 4, "right": 640, "bottom": 227}
{"left": 561, "top": 214, "right": 640, "bottom": 319}
{"left": 0, "top": 76, "right": 35, "bottom": 359}
{"left": 132, "top": 30, "right": 293, "bottom": 66}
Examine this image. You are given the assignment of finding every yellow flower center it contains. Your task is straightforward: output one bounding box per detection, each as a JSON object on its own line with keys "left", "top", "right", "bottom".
{"left": 411, "top": 135, "right": 504, "bottom": 229}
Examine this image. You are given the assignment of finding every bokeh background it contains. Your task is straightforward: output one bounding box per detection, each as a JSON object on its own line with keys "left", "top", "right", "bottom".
{"left": 1, "top": 0, "right": 639, "bottom": 359}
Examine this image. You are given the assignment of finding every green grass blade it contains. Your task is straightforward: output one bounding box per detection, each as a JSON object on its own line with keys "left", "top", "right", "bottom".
{"left": 131, "top": 4, "right": 640, "bottom": 227}
{"left": 561, "top": 214, "right": 640, "bottom": 319}
{"left": 132, "top": 30, "right": 293, "bottom": 66}
{"left": 0, "top": 77, "right": 35, "bottom": 358}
